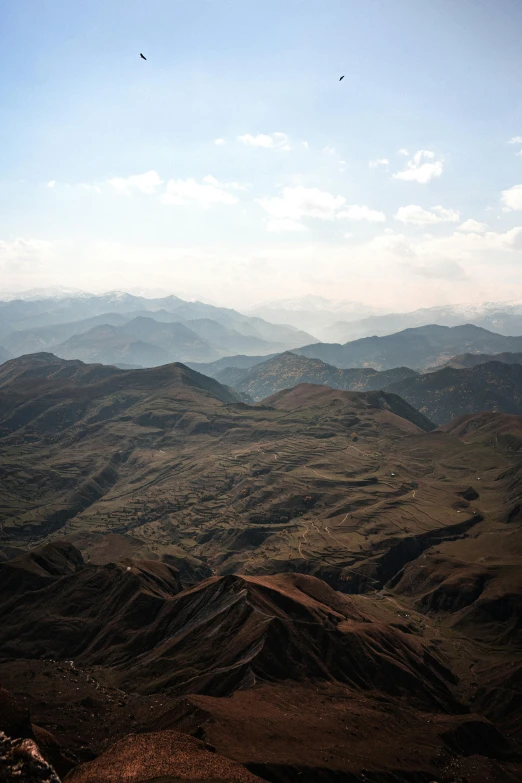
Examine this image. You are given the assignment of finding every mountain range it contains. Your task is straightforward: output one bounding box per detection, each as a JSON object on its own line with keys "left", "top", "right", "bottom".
{"left": 246, "top": 294, "right": 383, "bottom": 333}
{"left": 245, "top": 296, "right": 522, "bottom": 339}
{"left": 213, "top": 351, "right": 418, "bottom": 401}
{"left": 434, "top": 350, "right": 522, "bottom": 370}
{"left": 0, "top": 292, "right": 316, "bottom": 367}
{"left": 294, "top": 323, "right": 522, "bottom": 370}
{"left": 386, "top": 360, "right": 522, "bottom": 424}
{"left": 1, "top": 351, "right": 522, "bottom": 781}
{"left": 201, "top": 350, "right": 522, "bottom": 424}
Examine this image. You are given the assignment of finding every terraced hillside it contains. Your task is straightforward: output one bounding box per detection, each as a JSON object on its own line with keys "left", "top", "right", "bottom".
{"left": 0, "top": 352, "right": 520, "bottom": 596}
{"left": 2, "top": 353, "right": 522, "bottom": 781}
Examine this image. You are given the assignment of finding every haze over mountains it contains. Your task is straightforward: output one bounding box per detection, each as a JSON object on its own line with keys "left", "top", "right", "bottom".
{"left": 295, "top": 324, "right": 522, "bottom": 371}
{"left": 0, "top": 291, "right": 315, "bottom": 367}
{"left": 247, "top": 296, "right": 522, "bottom": 341}
{"left": 190, "top": 323, "right": 522, "bottom": 373}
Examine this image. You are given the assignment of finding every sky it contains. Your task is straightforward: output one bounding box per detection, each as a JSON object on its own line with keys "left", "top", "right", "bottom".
{"left": 1, "top": 0, "right": 522, "bottom": 311}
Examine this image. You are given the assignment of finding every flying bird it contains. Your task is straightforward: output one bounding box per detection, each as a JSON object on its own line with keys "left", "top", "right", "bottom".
{"left": 140, "top": 53, "right": 147, "bottom": 60}
{"left": 339, "top": 75, "right": 345, "bottom": 81}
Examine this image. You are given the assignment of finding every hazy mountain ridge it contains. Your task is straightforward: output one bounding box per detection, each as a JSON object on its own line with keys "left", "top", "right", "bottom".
{"left": 188, "top": 352, "right": 279, "bottom": 376}
{"left": 201, "top": 349, "right": 522, "bottom": 424}
{"left": 247, "top": 294, "right": 382, "bottom": 333}
{"left": 0, "top": 345, "right": 12, "bottom": 363}
{"left": 0, "top": 292, "right": 317, "bottom": 367}
{"left": 294, "top": 323, "right": 522, "bottom": 370}
{"left": 245, "top": 297, "right": 522, "bottom": 340}
{"left": 432, "top": 351, "right": 522, "bottom": 370}
{"left": 320, "top": 301, "right": 522, "bottom": 341}
{"left": 214, "top": 351, "right": 419, "bottom": 401}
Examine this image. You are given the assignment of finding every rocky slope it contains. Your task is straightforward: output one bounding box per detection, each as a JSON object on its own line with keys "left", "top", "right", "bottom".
{"left": 1, "top": 541, "right": 521, "bottom": 781}
{"left": 386, "top": 361, "right": 522, "bottom": 424}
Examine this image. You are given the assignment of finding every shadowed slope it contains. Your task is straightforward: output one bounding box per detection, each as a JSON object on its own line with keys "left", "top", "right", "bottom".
{"left": 214, "top": 351, "right": 418, "bottom": 401}
{"left": 0, "top": 548, "right": 457, "bottom": 712}
{"left": 385, "top": 361, "right": 522, "bottom": 424}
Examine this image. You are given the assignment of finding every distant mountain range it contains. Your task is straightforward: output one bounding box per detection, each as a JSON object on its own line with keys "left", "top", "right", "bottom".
{"left": 246, "top": 297, "right": 522, "bottom": 340}
{"left": 189, "top": 324, "right": 522, "bottom": 378}
{"left": 294, "top": 324, "right": 522, "bottom": 371}
{"left": 0, "top": 292, "right": 316, "bottom": 367}
{"left": 214, "top": 351, "right": 418, "bottom": 401}
{"left": 195, "top": 345, "right": 522, "bottom": 424}
{"left": 247, "top": 295, "right": 382, "bottom": 333}
{"left": 432, "top": 351, "right": 522, "bottom": 370}
{"left": 319, "top": 302, "right": 522, "bottom": 342}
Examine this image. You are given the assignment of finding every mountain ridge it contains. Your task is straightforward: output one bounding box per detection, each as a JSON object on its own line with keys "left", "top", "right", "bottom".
{"left": 213, "top": 350, "right": 419, "bottom": 401}
{"left": 294, "top": 323, "right": 522, "bottom": 370}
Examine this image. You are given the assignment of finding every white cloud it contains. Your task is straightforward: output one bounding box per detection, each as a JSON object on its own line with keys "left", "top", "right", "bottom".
{"left": 237, "top": 132, "right": 292, "bottom": 150}
{"left": 369, "top": 158, "right": 389, "bottom": 169}
{"left": 266, "top": 219, "right": 307, "bottom": 233}
{"left": 394, "top": 204, "right": 460, "bottom": 226}
{"left": 322, "top": 146, "right": 336, "bottom": 154}
{"left": 162, "top": 176, "right": 240, "bottom": 207}
{"left": 500, "top": 226, "right": 522, "bottom": 250}
{"left": 398, "top": 148, "right": 410, "bottom": 156}
{"left": 370, "top": 232, "right": 417, "bottom": 258}
{"left": 344, "top": 233, "right": 354, "bottom": 239}
{"left": 202, "top": 175, "right": 248, "bottom": 191}
{"left": 109, "top": 170, "right": 163, "bottom": 195}
{"left": 46, "top": 180, "right": 56, "bottom": 189}
{"left": 0, "top": 238, "right": 58, "bottom": 277}
{"left": 214, "top": 138, "right": 226, "bottom": 146}
{"left": 517, "top": 150, "right": 522, "bottom": 157}
{"left": 458, "top": 219, "right": 487, "bottom": 233}
{"left": 501, "top": 184, "right": 522, "bottom": 211}
{"left": 393, "top": 150, "right": 444, "bottom": 184}
{"left": 257, "top": 186, "right": 345, "bottom": 222}
{"left": 257, "top": 186, "right": 385, "bottom": 229}
{"left": 338, "top": 205, "right": 386, "bottom": 222}
{"left": 508, "top": 136, "right": 522, "bottom": 144}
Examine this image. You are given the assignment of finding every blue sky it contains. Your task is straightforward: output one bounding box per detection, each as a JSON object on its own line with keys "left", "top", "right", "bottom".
{"left": 1, "top": 0, "right": 522, "bottom": 309}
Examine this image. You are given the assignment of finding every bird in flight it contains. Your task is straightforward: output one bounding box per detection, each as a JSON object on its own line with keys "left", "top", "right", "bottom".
{"left": 339, "top": 75, "right": 345, "bottom": 81}
{"left": 140, "top": 53, "right": 147, "bottom": 60}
